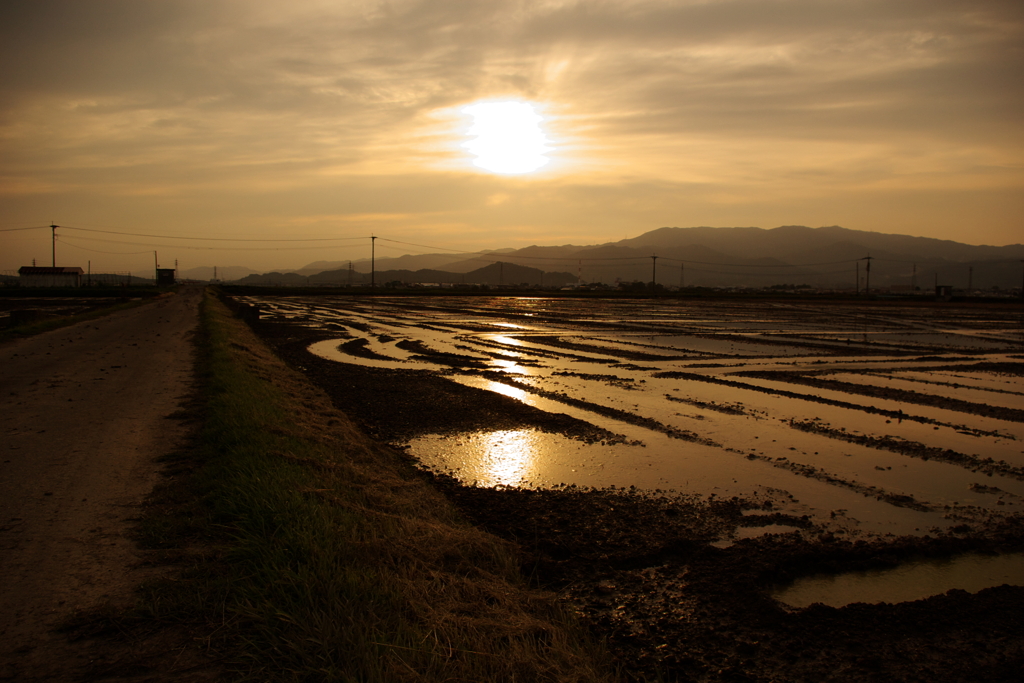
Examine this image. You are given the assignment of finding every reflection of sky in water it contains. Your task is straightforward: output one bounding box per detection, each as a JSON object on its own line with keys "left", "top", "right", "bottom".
{"left": 480, "top": 430, "right": 536, "bottom": 486}
{"left": 645, "top": 335, "right": 816, "bottom": 357}
{"left": 489, "top": 358, "right": 529, "bottom": 374}
{"left": 491, "top": 334, "right": 525, "bottom": 347}
{"left": 460, "top": 378, "right": 535, "bottom": 405}
{"left": 306, "top": 338, "right": 427, "bottom": 370}
{"left": 486, "top": 335, "right": 532, "bottom": 372}
{"left": 774, "top": 552, "right": 1024, "bottom": 608}
{"left": 415, "top": 430, "right": 541, "bottom": 487}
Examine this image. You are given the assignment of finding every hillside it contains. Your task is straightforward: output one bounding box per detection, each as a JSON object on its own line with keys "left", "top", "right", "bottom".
{"left": 225, "top": 226, "right": 1024, "bottom": 291}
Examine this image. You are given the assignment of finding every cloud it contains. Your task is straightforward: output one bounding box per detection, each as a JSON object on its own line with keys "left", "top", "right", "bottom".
{"left": 1, "top": 0, "right": 1022, "bottom": 272}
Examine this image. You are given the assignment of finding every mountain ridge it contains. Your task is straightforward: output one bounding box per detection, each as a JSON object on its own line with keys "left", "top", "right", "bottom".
{"left": 210, "top": 225, "right": 1024, "bottom": 291}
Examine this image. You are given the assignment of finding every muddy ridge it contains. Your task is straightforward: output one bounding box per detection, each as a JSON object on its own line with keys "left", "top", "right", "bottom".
{"left": 739, "top": 370, "right": 1024, "bottom": 422}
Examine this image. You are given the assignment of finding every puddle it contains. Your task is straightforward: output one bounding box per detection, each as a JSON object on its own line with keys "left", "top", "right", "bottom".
{"left": 773, "top": 552, "right": 1024, "bottom": 608}
{"left": 711, "top": 524, "right": 803, "bottom": 548}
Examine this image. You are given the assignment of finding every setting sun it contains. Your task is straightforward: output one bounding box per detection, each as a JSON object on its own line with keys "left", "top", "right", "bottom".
{"left": 462, "top": 101, "right": 551, "bottom": 174}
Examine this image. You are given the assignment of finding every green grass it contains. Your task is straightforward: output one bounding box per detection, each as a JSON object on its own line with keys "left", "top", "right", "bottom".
{"left": 134, "top": 289, "right": 615, "bottom": 681}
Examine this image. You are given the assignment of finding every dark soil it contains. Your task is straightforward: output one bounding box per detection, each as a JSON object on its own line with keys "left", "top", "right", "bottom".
{"left": 253, "top": 318, "right": 1024, "bottom": 683}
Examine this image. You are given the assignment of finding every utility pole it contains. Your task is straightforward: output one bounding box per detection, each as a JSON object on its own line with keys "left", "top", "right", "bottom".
{"left": 50, "top": 224, "right": 58, "bottom": 267}
{"left": 499, "top": 261, "right": 504, "bottom": 287}
{"left": 968, "top": 266, "right": 973, "bottom": 294}
{"left": 856, "top": 261, "right": 860, "bottom": 294}
{"left": 651, "top": 255, "right": 658, "bottom": 288}
{"left": 370, "top": 236, "right": 377, "bottom": 289}
{"left": 863, "top": 256, "right": 873, "bottom": 294}
{"left": 679, "top": 263, "right": 684, "bottom": 290}
{"left": 154, "top": 251, "right": 158, "bottom": 284}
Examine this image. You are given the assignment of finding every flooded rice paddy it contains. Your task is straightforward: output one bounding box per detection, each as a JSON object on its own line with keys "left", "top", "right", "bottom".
{"left": 245, "top": 295, "right": 1024, "bottom": 542}
{"left": 243, "top": 294, "right": 1024, "bottom": 677}
{"left": 241, "top": 290, "right": 1024, "bottom": 610}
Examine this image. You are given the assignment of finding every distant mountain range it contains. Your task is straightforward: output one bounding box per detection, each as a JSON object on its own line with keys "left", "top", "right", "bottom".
{"left": 195, "top": 226, "right": 1024, "bottom": 292}
{"left": 179, "top": 265, "right": 262, "bottom": 282}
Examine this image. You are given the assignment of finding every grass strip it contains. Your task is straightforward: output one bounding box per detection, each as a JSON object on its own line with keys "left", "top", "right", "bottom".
{"left": 147, "top": 289, "right": 615, "bottom": 681}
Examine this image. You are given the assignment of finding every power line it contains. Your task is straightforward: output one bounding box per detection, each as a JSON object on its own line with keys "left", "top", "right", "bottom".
{"left": 375, "top": 237, "right": 488, "bottom": 255}
{"left": 0, "top": 225, "right": 51, "bottom": 232}
{"left": 59, "top": 240, "right": 155, "bottom": 256}
{"left": 56, "top": 234, "right": 364, "bottom": 252}
{"left": 58, "top": 225, "right": 371, "bottom": 243}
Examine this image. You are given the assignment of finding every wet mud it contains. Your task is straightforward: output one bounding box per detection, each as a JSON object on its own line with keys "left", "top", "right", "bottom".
{"left": 739, "top": 369, "right": 1024, "bottom": 422}
{"left": 431, "top": 477, "right": 1024, "bottom": 683}
{"left": 788, "top": 418, "right": 1024, "bottom": 480}
{"left": 654, "top": 370, "right": 1013, "bottom": 437}
{"left": 467, "top": 370, "right": 715, "bottom": 445}
{"left": 257, "top": 325, "right": 624, "bottom": 446}
{"left": 251, "top": 309, "right": 1024, "bottom": 683}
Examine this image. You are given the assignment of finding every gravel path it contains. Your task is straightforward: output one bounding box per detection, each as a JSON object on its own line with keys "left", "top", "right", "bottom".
{"left": 0, "top": 287, "right": 201, "bottom": 681}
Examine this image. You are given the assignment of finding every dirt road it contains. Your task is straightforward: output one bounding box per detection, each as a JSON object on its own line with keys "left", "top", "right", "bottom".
{"left": 0, "top": 287, "right": 201, "bottom": 681}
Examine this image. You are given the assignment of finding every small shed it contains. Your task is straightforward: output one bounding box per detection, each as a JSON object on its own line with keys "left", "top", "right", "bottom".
{"left": 156, "top": 268, "right": 176, "bottom": 286}
{"left": 18, "top": 266, "right": 84, "bottom": 287}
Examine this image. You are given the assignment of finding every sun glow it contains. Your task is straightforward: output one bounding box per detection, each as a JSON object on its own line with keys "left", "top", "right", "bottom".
{"left": 462, "top": 101, "right": 551, "bottom": 174}
{"left": 481, "top": 429, "right": 538, "bottom": 486}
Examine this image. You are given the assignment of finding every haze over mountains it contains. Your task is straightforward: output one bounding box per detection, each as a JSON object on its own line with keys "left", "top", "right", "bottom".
{"left": 187, "top": 226, "right": 1024, "bottom": 291}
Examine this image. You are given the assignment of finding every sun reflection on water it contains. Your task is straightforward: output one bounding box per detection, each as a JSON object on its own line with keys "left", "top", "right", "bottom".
{"left": 489, "top": 358, "right": 528, "bottom": 374}
{"left": 481, "top": 379, "right": 530, "bottom": 400}
{"left": 479, "top": 430, "right": 537, "bottom": 486}
{"left": 491, "top": 334, "right": 526, "bottom": 347}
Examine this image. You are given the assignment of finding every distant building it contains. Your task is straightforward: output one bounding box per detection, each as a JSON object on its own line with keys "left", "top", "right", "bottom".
{"left": 156, "top": 268, "right": 176, "bottom": 286}
{"left": 18, "top": 266, "right": 84, "bottom": 287}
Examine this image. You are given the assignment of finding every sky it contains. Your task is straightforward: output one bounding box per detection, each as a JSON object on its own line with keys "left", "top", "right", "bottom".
{"left": 2, "top": 0, "right": 1022, "bottom": 274}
